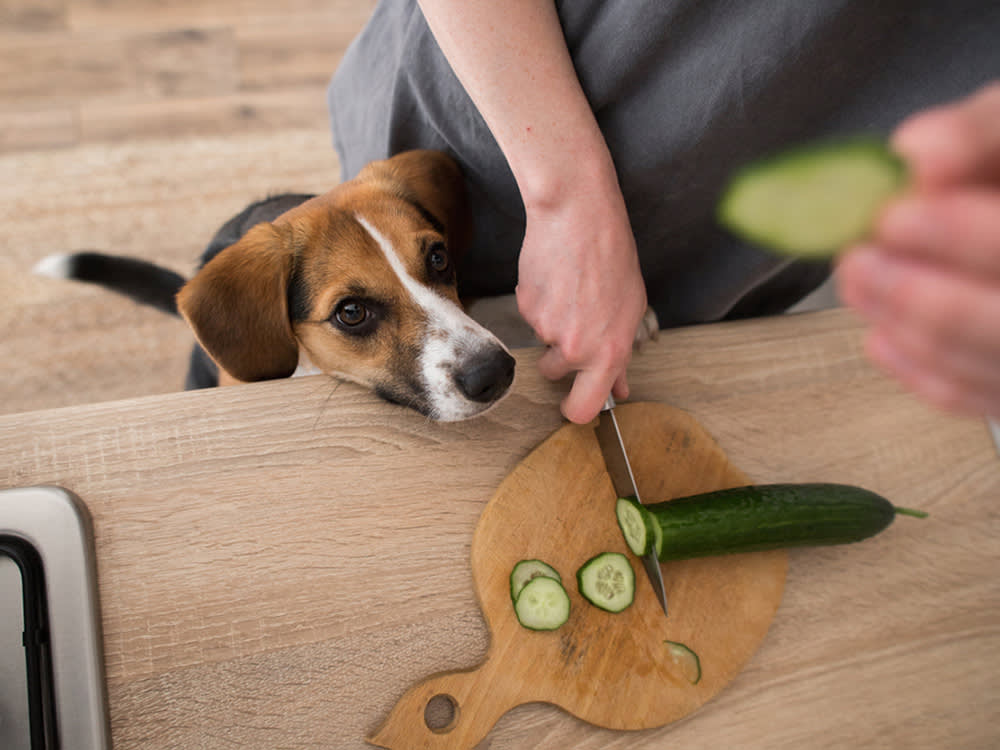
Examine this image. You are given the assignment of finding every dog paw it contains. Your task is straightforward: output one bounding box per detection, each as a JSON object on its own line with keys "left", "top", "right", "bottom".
{"left": 633, "top": 307, "right": 660, "bottom": 351}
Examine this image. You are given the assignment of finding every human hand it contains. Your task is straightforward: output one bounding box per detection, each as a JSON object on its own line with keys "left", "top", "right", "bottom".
{"left": 837, "top": 82, "right": 1000, "bottom": 417}
{"left": 516, "top": 172, "right": 648, "bottom": 424}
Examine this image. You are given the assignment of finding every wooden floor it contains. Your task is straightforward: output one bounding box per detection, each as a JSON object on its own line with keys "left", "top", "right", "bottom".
{"left": 0, "top": 0, "right": 376, "bottom": 415}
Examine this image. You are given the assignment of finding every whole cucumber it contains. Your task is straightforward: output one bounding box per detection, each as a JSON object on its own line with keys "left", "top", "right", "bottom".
{"left": 645, "top": 483, "right": 926, "bottom": 562}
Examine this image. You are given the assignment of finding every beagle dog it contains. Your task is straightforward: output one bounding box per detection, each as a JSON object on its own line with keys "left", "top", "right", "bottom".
{"left": 35, "top": 150, "right": 516, "bottom": 421}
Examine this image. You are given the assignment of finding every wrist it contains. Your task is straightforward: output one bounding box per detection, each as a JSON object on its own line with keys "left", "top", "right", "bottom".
{"left": 513, "top": 140, "right": 624, "bottom": 215}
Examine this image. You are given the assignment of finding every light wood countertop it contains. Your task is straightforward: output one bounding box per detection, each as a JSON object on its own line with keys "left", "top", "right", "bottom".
{"left": 1, "top": 308, "right": 997, "bottom": 749}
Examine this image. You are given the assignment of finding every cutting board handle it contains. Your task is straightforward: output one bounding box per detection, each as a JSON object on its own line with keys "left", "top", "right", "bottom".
{"left": 368, "top": 656, "right": 520, "bottom": 750}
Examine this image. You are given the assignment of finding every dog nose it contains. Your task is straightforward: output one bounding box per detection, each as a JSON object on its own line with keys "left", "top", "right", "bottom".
{"left": 455, "top": 348, "right": 516, "bottom": 403}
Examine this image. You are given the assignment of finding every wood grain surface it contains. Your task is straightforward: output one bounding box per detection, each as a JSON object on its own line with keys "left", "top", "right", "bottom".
{"left": 371, "top": 403, "right": 786, "bottom": 749}
{"left": 0, "top": 309, "right": 997, "bottom": 749}
{"left": 0, "top": 0, "right": 376, "bottom": 415}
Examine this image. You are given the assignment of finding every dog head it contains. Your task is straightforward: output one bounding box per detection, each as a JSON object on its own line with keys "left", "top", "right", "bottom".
{"left": 176, "top": 150, "right": 515, "bottom": 421}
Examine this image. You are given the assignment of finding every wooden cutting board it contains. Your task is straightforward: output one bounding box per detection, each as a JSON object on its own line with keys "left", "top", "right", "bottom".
{"left": 369, "top": 402, "right": 787, "bottom": 749}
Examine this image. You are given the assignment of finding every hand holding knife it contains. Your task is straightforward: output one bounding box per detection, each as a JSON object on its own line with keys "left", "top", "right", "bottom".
{"left": 594, "top": 395, "right": 669, "bottom": 617}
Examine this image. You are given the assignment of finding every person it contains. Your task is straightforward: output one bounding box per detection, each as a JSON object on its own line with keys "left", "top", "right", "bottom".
{"left": 328, "top": 1, "right": 1000, "bottom": 423}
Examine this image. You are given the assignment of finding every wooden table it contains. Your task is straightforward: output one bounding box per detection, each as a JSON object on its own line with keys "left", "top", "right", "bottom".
{"left": 1, "top": 309, "right": 996, "bottom": 749}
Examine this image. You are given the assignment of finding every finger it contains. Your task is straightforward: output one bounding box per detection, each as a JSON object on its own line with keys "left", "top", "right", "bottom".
{"left": 612, "top": 371, "right": 630, "bottom": 401}
{"left": 874, "top": 191, "right": 1000, "bottom": 279}
{"left": 838, "top": 248, "right": 1000, "bottom": 361}
{"left": 865, "top": 327, "right": 1000, "bottom": 417}
{"left": 892, "top": 82, "right": 1000, "bottom": 188}
{"left": 869, "top": 318, "right": 1000, "bottom": 403}
{"left": 561, "top": 367, "right": 620, "bottom": 425}
{"left": 537, "top": 345, "right": 572, "bottom": 383}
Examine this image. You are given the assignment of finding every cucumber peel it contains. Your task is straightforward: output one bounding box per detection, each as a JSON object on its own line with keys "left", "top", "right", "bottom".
{"left": 643, "top": 483, "right": 926, "bottom": 562}
{"left": 718, "top": 137, "right": 907, "bottom": 257}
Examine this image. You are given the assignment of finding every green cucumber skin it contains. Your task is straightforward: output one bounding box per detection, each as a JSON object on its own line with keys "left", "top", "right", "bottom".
{"left": 647, "top": 483, "right": 900, "bottom": 562}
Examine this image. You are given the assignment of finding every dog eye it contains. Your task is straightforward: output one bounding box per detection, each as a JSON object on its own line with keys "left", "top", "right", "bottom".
{"left": 426, "top": 243, "right": 450, "bottom": 275}
{"left": 334, "top": 299, "right": 369, "bottom": 328}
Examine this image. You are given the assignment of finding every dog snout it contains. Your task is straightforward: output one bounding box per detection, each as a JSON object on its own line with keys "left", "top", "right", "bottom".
{"left": 454, "top": 347, "right": 515, "bottom": 403}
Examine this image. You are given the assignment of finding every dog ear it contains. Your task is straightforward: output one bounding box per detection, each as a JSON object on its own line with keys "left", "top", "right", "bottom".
{"left": 362, "top": 150, "right": 472, "bottom": 256}
{"left": 176, "top": 223, "right": 299, "bottom": 383}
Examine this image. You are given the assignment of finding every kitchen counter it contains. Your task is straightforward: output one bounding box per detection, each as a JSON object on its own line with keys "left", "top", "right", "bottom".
{"left": 1, "top": 308, "right": 996, "bottom": 749}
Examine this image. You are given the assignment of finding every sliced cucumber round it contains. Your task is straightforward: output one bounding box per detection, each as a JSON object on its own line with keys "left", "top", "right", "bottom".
{"left": 665, "top": 640, "right": 701, "bottom": 685}
{"left": 718, "top": 137, "right": 907, "bottom": 257}
{"left": 576, "top": 552, "right": 635, "bottom": 613}
{"left": 615, "top": 496, "right": 655, "bottom": 556}
{"left": 509, "top": 559, "right": 562, "bottom": 603}
{"left": 513, "top": 576, "right": 571, "bottom": 631}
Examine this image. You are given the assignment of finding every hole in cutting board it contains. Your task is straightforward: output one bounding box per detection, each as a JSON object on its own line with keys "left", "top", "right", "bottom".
{"left": 424, "top": 693, "right": 459, "bottom": 733}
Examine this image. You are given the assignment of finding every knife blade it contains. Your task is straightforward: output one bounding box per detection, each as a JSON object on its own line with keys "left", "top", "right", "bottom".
{"left": 989, "top": 418, "right": 1000, "bottom": 457}
{"left": 594, "top": 396, "right": 669, "bottom": 617}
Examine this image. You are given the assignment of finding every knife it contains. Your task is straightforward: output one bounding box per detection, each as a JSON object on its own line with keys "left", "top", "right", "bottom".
{"left": 989, "top": 418, "right": 1000, "bottom": 457}
{"left": 594, "top": 396, "right": 669, "bottom": 617}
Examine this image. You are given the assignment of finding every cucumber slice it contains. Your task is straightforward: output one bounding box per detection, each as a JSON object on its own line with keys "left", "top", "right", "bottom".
{"left": 576, "top": 552, "right": 635, "bottom": 613}
{"left": 718, "top": 137, "right": 907, "bottom": 257}
{"left": 650, "top": 508, "right": 664, "bottom": 559}
{"left": 513, "top": 576, "right": 571, "bottom": 631}
{"left": 615, "top": 496, "right": 655, "bottom": 556}
{"left": 509, "top": 559, "right": 562, "bottom": 602}
{"left": 664, "top": 640, "right": 701, "bottom": 685}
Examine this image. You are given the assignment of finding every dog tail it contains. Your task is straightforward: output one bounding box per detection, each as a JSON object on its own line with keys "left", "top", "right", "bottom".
{"left": 33, "top": 252, "right": 187, "bottom": 316}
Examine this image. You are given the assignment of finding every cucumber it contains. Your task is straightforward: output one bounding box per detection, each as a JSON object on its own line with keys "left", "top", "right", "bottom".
{"left": 513, "top": 575, "right": 571, "bottom": 631}
{"left": 509, "top": 559, "right": 562, "bottom": 603}
{"left": 664, "top": 640, "right": 701, "bottom": 685}
{"left": 615, "top": 496, "right": 655, "bottom": 556}
{"left": 650, "top": 505, "right": 664, "bottom": 559}
{"left": 718, "top": 137, "right": 907, "bottom": 257}
{"left": 644, "top": 483, "right": 926, "bottom": 562}
{"left": 577, "top": 552, "right": 635, "bottom": 613}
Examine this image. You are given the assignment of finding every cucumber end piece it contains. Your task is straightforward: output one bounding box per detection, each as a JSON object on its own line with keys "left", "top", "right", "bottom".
{"left": 664, "top": 640, "right": 702, "bottom": 685}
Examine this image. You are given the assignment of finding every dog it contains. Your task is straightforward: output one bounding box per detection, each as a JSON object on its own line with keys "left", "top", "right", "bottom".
{"left": 35, "top": 150, "right": 518, "bottom": 421}
{"left": 36, "top": 149, "right": 659, "bottom": 421}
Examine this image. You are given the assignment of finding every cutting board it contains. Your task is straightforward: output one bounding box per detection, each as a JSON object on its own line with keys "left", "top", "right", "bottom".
{"left": 369, "top": 402, "right": 787, "bottom": 749}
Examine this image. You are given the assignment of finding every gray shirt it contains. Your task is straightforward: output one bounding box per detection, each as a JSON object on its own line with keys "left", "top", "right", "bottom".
{"left": 328, "top": 0, "right": 998, "bottom": 327}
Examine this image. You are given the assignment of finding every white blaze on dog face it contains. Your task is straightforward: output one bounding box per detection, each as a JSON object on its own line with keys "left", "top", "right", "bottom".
{"left": 288, "top": 196, "right": 514, "bottom": 421}
{"left": 352, "top": 214, "right": 514, "bottom": 421}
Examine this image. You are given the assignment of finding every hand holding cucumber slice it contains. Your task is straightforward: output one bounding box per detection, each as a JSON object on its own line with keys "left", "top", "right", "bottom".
{"left": 718, "top": 137, "right": 907, "bottom": 257}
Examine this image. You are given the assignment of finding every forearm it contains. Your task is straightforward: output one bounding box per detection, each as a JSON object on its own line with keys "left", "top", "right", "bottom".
{"left": 416, "top": 0, "right": 618, "bottom": 207}
{"left": 417, "top": 0, "right": 647, "bottom": 423}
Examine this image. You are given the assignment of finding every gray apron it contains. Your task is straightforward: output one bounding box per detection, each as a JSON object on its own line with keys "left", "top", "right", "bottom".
{"left": 329, "top": 0, "right": 999, "bottom": 327}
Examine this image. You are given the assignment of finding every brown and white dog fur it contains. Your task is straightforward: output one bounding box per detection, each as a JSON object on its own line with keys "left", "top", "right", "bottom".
{"left": 36, "top": 150, "right": 517, "bottom": 421}
{"left": 35, "top": 149, "right": 657, "bottom": 421}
